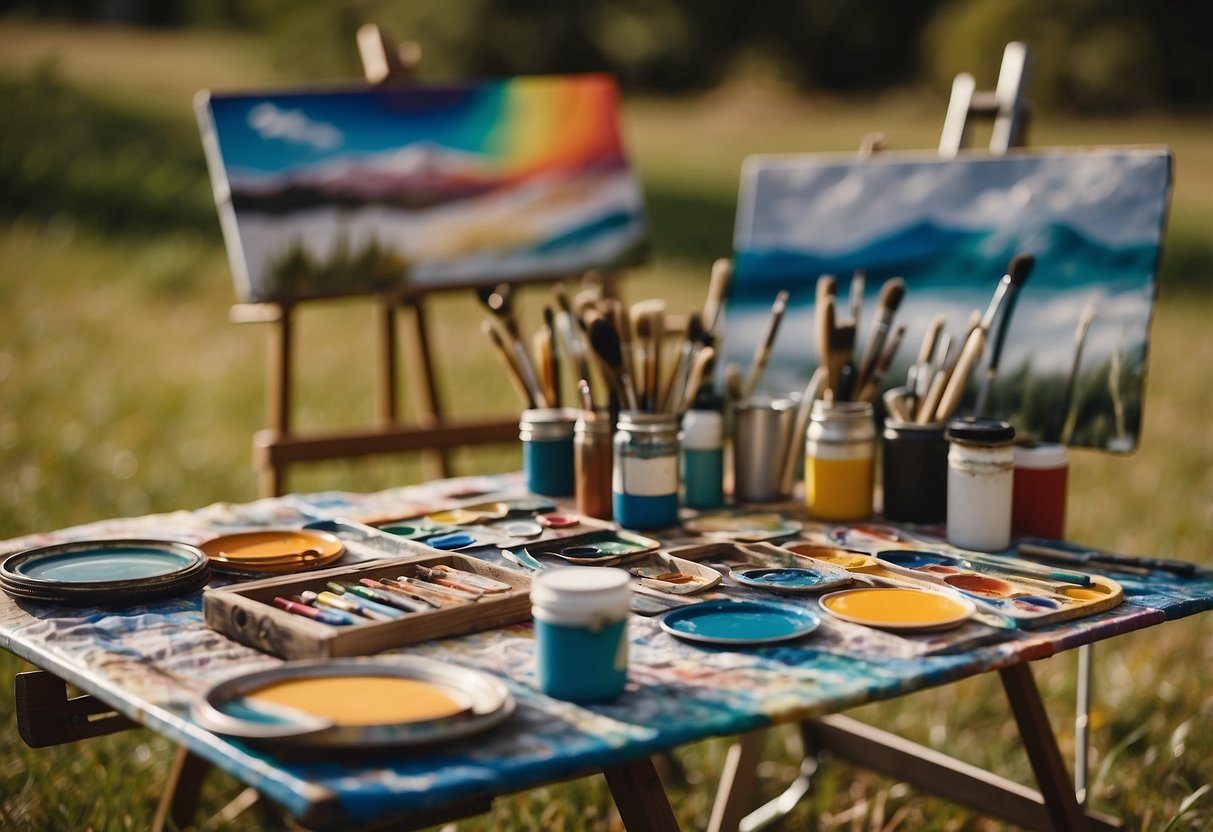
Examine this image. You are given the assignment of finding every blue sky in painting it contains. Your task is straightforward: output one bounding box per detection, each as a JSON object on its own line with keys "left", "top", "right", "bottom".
{"left": 202, "top": 85, "right": 505, "bottom": 175}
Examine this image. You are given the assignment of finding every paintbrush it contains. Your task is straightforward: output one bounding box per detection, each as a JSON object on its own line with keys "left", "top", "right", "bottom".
{"left": 1017, "top": 539, "right": 1197, "bottom": 578}
{"left": 630, "top": 299, "right": 666, "bottom": 410}
{"left": 532, "top": 329, "right": 555, "bottom": 409}
{"left": 481, "top": 283, "right": 549, "bottom": 409}
{"left": 915, "top": 368, "right": 948, "bottom": 425}
{"left": 778, "top": 366, "right": 828, "bottom": 496}
{"left": 974, "top": 254, "right": 1035, "bottom": 417}
{"left": 741, "top": 289, "right": 790, "bottom": 399}
{"left": 724, "top": 362, "right": 744, "bottom": 403}
{"left": 854, "top": 277, "right": 906, "bottom": 393}
{"left": 935, "top": 256, "right": 1033, "bottom": 422}
{"left": 702, "top": 258, "right": 733, "bottom": 334}
{"left": 849, "top": 269, "right": 866, "bottom": 332}
{"left": 482, "top": 320, "right": 536, "bottom": 408}
{"left": 817, "top": 295, "right": 838, "bottom": 398}
{"left": 857, "top": 322, "right": 907, "bottom": 403}
{"left": 552, "top": 283, "right": 591, "bottom": 391}
{"left": 679, "top": 345, "right": 716, "bottom": 414}
{"left": 883, "top": 386, "right": 913, "bottom": 423}
{"left": 660, "top": 310, "right": 702, "bottom": 414}
{"left": 587, "top": 316, "right": 638, "bottom": 410}
{"left": 906, "top": 314, "right": 947, "bottom": 418}
{"left": 601, "top": 298, "right": 639, "bottom": 408}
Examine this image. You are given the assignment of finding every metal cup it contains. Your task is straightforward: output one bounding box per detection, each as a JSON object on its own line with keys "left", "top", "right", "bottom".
{"left": 731, "top": 395, "right": 798, "bottom": 503}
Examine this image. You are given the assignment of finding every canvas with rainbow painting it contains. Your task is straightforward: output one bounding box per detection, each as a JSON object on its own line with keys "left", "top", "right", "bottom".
{"left": 196, "top": 73, "right": 648, "bottom": 303}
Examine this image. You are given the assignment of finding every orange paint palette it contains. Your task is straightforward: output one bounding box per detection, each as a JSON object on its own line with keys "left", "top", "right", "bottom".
{"left": 819, "top": 587, "right": 976, "bottom": 632}
{"left": 200, "top": 529, "right": 345, "bottom": 574}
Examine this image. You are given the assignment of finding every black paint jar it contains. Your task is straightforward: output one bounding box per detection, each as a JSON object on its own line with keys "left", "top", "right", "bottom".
{"left": 881, "top": 420, "right": 948, "bottom": 523}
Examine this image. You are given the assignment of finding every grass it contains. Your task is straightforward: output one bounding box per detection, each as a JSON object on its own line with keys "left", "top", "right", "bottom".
{"left": 1, "top": 19, "right": 1211, "bottom": 831}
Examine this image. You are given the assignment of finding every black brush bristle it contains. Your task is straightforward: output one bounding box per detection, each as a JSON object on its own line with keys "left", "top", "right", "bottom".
{"left": 588, "top": 317, "right": 622, "bottom": 369}
{"left": 1008, "top": 254, "right": 1035, "bottom": 286}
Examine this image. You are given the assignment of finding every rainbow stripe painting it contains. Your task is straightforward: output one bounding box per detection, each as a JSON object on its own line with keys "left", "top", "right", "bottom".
{"left": 197, "top": 74, "right": 648, "bottom": 302}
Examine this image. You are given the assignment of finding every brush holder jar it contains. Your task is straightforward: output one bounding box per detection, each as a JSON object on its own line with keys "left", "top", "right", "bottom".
{"left": 574, "top": 412, "right": 614, "bottom": 521}
{"left": 1012, "top": 442, "right": 1068, "bottom": 540}
{"left": 519, "top": 408, "right": 577, "bottom": 497}
{"left": 732, "top": 396, "right": 798, "bottom": 503}
{"left": 612, "top": 411, "right": 679, "bottom": 530}
{"left": 946, "top": 417, "right": 1016, "bottom": 551}
{"left": 805, "top": 400, "right": 875, "bottom": 521}
{"left": 532, "top": 567, "right": 630, "bottom": 704}
{"left": 881, "top": 420, "right": 948, "bottom": 523}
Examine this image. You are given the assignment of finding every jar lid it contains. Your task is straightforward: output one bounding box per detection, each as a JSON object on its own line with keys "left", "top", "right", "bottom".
{"left": 531, "top": 566, "right": 631, "bottom": 614}
{"left": 945, "top": 417, "right": 1015, "bottom": 445}
{"left": 520, "top": 407, "right": 578, "bottom": 424}
{"left": 617, "top": 410, "right": 677, "bottom": 430}
{"left": 1014, "top": 442, "right": 1068, "bottom": 468}
{"left": 810, "top": 400, "right": 873, "bottom": 420}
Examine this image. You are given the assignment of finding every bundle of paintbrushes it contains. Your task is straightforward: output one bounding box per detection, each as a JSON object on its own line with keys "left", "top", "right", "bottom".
{"left": 480, "top": 275, "right": 727, "bottom": 420}
{"left": 882, "top": 254, "right": 1034, "bottom": 424}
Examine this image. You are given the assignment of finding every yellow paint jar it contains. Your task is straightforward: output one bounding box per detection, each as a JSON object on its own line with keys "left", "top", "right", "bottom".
{"left": 805, "top": 401, "right": 875, "bottom": 521}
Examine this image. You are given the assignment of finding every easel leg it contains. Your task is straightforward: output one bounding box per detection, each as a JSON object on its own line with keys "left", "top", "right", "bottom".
{"left": 604, "top": 756, "right": 681, "bottom": 832}
{"left": 402, "top": 299, "right": 450, "bottom": 480}
{"left": 707, "top": 729, "right": 766, "bottom": 832}
{"left": 1000, "top": 663, "right": 1091, "bottom": 831}
{"left": 152, "top": 746, "right": 212, "bottom": 832}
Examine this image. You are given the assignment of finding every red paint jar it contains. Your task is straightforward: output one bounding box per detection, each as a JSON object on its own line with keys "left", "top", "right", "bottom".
{"left": 1012, "top": 443, "right": 1068, "bottom": 540}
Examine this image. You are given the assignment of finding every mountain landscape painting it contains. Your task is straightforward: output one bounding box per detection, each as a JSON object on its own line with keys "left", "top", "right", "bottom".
{"left": 727, "top": 148, "right": 1172, "bottom": 451}
{"left": 197, "top": 74, "right": 648, "bottom": 303}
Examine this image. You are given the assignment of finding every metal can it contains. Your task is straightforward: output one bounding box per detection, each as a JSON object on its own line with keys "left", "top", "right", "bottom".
{"left": 946, "top": 417, "right": 1016, "bottom": 551}
{"left": 612, "top": 411, "right": 679, "bottom": 530}
{"left": 881, "top": 419, "right": 948, "bottom": 523}
{"left": 805, "top": 400, "right": 875, "bottom": 521}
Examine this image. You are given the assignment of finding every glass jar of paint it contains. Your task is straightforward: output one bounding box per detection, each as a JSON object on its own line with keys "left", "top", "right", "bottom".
{"left": 532, "top": 566, "right": 631, "bottom": 704}
{"left": 805, "top": 400, "right": 875, "bottom": 521}
{"left": 612, "top": 411, "right": 679, "bottom": 530}
{"left": 1012, "top": 442, "right": 1068, "bottom": 540}
{"left": 946, "top": 417, "right": 1016, "bottom": 551}
{"left": 574, "top": 411, "right": 614, "bottom": 521}
{"left": 881, "top": 419, "right": 948, "bottom": 523}
{"left": 519, "top": 408, "right": 577, "bottom": 497}
{"left": 680, "top": 393, "right": 724, "bottom": 510}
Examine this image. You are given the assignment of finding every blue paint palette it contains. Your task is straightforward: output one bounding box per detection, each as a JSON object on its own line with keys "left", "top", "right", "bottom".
{"left": 732, "top": 567, "right": 841, "bottom": 594}
{"left": 0, "top": 539, "right": 210, "bottom": 606}
{"left": 660, "top": 599, "right": 820, "bottom": 646}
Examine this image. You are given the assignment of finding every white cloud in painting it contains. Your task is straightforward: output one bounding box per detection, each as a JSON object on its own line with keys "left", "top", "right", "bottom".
{"left": 740, "top": 150, "right": 1170, "bottom": 254}
{"left": 247, "top": 103, "right": 344, "bottom": 151}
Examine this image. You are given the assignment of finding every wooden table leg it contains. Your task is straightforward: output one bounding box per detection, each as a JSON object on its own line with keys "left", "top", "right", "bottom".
{"left": 152, "top": 746, "right": 212, "bottom": 832}
{"left": 707, "top": 729, "right": 766, "bottom": 832}
{"left": 604, "top": 755, "right": 681, "bottom": 832}
{"left": 1000, "top": 662, "right": 1092, "bottom": 832}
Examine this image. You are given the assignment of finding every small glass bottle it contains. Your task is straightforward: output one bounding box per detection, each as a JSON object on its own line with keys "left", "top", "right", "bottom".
{"left": 574, "top": 411, "right": 614, "bottom": 521}
{"left": 1012, "top": 442, "right": 1069, "bottom": 540}
{"left": 680, "top": 392, "right": 724, "bottom": 510}
{"left": 612, "top": 411, "right": 679, "bottom": 530}
{"left": 805, "top": 400, "right": 875, "bottom": 521}
{"left": 519, "top": 408, "right": 577, "bottom": 497}
{"left": 881, "top": 419, "right": 948, "bottom": 523}
{"left": 946, "top": 417, "right": 1016, "bottom": 551}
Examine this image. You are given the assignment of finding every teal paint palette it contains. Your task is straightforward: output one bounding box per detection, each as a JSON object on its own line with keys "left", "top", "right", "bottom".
{"left": 660, "top": 599, "right": 820, "bottom": 646}
{"left": 526, "top": 529, "right": 661, "bottom": 566}
{"left": 0, "top": 539, "right": 210, "bottom": 606}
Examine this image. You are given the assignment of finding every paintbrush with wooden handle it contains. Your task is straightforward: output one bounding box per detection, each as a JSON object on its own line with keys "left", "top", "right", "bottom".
{"left": 857, "top": 323, "right": 907, "bottom": 403}
{"left": 934, "top": 257, "right": 1034, "bottom": 422}
{"left": 854, "top": 277, "right": 905, "bottom": 393}
{"left": 679, "top": 345, "right": 716, "bottom": 415}
{"left": 482, "top": 320, "right": 536, "bottom": 408}
{"left": 660, "top": 310, "right": 702, "bottom": 414}
{"left": 778, "top": 366, "right": 827, "bottom": 496}
{"left": 974, "top": 254, "right": 1035, "bottom": 417}
{"left": 741, "top": 289, "right": 790, "bottom": 399}
{"left": 586, "top": 316, "right": 637, "bottom": 410}
{"left": 702, "top": 258, "right": 733, "bottom": 335}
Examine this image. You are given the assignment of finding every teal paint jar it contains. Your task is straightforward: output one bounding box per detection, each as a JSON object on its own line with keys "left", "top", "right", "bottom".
{"left": 519, "top": 408, "right": 577, "bottom": 497}
{"left": 532, "top": 567, "right": 631, "bottom": 704}
{"left": 680, "top": 400, "right": 724, "bottom": 510}
{"left": 612, "top": 411, "right": 679, "bottom": 530}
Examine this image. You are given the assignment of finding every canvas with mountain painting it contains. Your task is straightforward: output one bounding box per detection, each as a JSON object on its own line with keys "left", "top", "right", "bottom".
{"left": 726, "top": 148, "right": 1172, "bottom": 451}
{"left": 196, "top": 74, "right": 647, "bottom": 303}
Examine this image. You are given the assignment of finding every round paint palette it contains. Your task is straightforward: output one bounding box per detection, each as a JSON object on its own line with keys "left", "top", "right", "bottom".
{"left": 200, "top": 529, "right": 345, "bottom": 574}
{"left": 0, "top": 539, "right": 210, "bottom": 606}
{"left": 660, "top": 599, "right": 821, "bottom": 646}
{"left": 192, "top": 657, "right": 514, "bottom": 748}
{"left": 683, "top": 511, "right": 802, "bottom": 542}
{"left": 819, "top": 587, "right": 976, "bottom": 632}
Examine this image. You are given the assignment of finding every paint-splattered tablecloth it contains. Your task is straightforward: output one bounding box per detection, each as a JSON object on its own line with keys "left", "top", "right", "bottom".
{"left": 2, "top": 473, "right": 1210, "bottom": 829}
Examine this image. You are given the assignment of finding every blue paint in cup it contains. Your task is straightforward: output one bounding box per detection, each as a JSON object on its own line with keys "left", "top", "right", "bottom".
{"left": 520, "top": 408, "right": 577, "bottom": 497}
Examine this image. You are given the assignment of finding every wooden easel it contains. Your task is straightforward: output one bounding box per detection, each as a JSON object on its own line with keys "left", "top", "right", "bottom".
{"left": 235, "top": 24, "right": 619, "bottom": 497}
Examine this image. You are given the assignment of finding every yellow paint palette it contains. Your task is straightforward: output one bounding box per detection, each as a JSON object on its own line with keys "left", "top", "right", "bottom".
{"left": 192, "top": 657, "right": 514, "bottom": 748}
{"left": 819, "top": 587, "right": 976, "bottom": 632}
{"left": 200, "top": 529, "right": 345, "bottom": 574}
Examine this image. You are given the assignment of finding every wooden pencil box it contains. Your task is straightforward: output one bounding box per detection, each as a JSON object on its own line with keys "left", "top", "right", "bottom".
{"left": 203, "top": 553, "right": 531, "bottom": 660}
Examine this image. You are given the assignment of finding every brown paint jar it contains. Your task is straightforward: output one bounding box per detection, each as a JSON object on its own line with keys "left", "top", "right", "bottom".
{"left": 574, "top": 412, "right": 613, "bottom": 520}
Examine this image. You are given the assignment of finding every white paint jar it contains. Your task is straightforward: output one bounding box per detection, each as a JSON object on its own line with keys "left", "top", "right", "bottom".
{"left": 945, "top": 418, "right": 1016, "bottom": 551}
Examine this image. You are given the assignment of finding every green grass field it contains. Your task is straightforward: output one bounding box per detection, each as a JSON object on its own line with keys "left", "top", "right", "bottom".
{"left": 1, "top": 21, "right": 1210, "bottom": 831}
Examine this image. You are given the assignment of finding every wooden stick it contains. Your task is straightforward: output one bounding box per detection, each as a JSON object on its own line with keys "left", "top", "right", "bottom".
{"left": 703, "top": 258, "right": 733, "bottom": 334}
{"left": 482, "top": 321, "right": 534, "bottom": 408}
{"left": 778, "top": 366, "right": 827, "bottom": 496}
{"left": 741, "top": 290, "right": 790, "bottom": 399}
{"left": 679, "top": 345, "right": 716, "bottom": 415}
{"left": 857, "top": 322, "right": 907, "bottom": 403}
{"left": 854, "top": 277, "right": 905, "bottom": 392}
